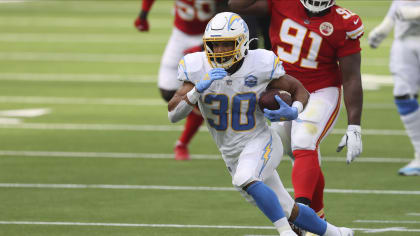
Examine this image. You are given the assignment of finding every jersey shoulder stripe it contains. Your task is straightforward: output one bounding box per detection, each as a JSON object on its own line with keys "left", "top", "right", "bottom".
{"left": 346, "top": 25, "right": 364, "bottom": 39}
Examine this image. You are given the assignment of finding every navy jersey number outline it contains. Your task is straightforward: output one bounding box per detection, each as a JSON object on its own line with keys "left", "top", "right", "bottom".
{"left": 204, "top": 92, "right": 256, "bottom": 131}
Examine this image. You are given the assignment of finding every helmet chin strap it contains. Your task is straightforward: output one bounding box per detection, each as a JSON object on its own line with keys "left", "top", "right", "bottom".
{"left": 249, "top": 38, "right": 259, "bottom": 45}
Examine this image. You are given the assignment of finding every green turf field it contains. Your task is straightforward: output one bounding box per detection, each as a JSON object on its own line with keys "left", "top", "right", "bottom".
{"left": 0, "top": 0, "right": 419, "bottom": 235}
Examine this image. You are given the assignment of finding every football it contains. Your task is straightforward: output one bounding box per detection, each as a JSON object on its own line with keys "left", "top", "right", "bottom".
{"left": 258, "top": 89, "right": 293, "bottom": 111}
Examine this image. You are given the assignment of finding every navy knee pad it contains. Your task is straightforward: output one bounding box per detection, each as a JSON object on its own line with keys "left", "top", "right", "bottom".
{"left": 395, "top": 95, "right": 419, "bottom": 115}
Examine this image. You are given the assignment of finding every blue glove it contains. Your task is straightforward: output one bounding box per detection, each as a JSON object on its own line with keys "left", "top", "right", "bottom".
{"left": 263, "top": 95, "right": 298, "bottom": 121}
{"left": 195, "top": 68, "right": 227, "bottom": 93}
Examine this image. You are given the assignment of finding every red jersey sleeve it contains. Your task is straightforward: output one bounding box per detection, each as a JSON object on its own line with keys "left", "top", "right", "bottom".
{"left": 336, "top": 10, "right": 364, "bottom": 58}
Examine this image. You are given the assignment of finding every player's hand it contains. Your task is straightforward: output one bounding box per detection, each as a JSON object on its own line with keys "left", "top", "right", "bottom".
{"left": 336, "top": 125, "right": 362, "bottom": 164}
{"left": 134, "top": 14, "right": 149, "bottom": 32}
{"left": 263, "top": 95, "right": 298, "bottom": 122}
{"left": 367, "top": 30, "right": 386, "bottom": 49}
{"left": 195, "top": 68, "right": 227, "bottom": 93}
{"left": 183, "top": 45, "right": 204, "bottom": 55}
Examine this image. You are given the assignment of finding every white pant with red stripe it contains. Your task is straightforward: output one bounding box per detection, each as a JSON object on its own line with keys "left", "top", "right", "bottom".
{"left": 158, "top": 28, "right": 203, "bottom": 91}
{"left": 271, "top": 86, "right": 341, "bottom": 161}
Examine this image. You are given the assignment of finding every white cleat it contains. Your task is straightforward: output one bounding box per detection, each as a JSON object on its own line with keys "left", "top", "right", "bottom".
{"left": 338, "top": 227, "right": 354, "bottom": 236}
{"left": 280, "top": 229, "right": 298, "bottom": 236}
{"left": 305, "top": 232, "right": 318, "bottom": 236}
{"left": 398, "top": 153, "right": 420, "bottom": 176}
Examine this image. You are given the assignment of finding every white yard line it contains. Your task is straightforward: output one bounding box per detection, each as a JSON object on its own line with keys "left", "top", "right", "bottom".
{"left": 0, "top": 33, "right": 168, "bottom": 43}
{"left": 0, "top": 96, "right": 397, "bottom": 109}
{"left": 0, "top": 52, "right": 161, "bottom": 63}
{"left": 353, "top": 227, "right": 420, "bottom": 233}
{"left": 407, "top": 213, "right": 420, "bottom": 216}
{"left": 0, "top": 150, "right": 412, "bottom": 163}
{"left": 0, "top": 183, "right": 419, "bottom": 195}
{"left": 355, "top": 220, "right": 420, "bottom": 224}
{"left": 0, "top": 96, "right": 165, "bottom": 106}
{"left": 0, "top": 221, "right": 418, "bottom": 233}
{"left": 0, "top": 18, "right": 171, "bottom": 28}
{"left": 0, "top": 73, "right": 390, "bottom": 87}
{"left": 0, "top": 0, "right": 27, "bottom": 2}
{"left": 0, "top": 51, "right": 387, "bottom": 66}
{"left": 0, "top": 73, "right": 156, "bottom": 83}
{"left": 0, "top": 122, "right": 408, "bottom": 136}
{"left": 0, "top": 221, "right": 273, "bottom": 229}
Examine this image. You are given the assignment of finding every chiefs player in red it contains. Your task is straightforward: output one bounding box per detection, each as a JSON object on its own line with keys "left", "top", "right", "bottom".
{"left": 229, "top": 0, "right": 363, "bottom": 224}
{"left": 134, "top": 0, "right": 223, "bottom": 160}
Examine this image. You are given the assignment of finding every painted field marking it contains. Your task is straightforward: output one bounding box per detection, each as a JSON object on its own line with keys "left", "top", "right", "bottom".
{"left": 0, "top": 73, "right": 156, "bottom": 83}
{"left": 0, "top": 221, "right": 418, "bottom": 233}
{"left": 0, "top": 122, "right": 408, "bottom": 136}
{"left": 0, "top": 52, "right": 161, "bottom": 63}
{"left": 0, "top": 73, "right": 390, "bottom": 88}
{"left": 0, "top": 150, "right": 412, "bottom": 163}
{"left": 407, "top": 213, "right": 420, "bottom": 216}
{"left": 0, "top": 18, "right": 171, "bottom": 29}
{"left": 0, "top": 108, "right": 50, "bottom": 124}
{"left": 0, "top": 0, "right": 26, "bottom": 3}
{"left": 0, "top": 33, "right": 169, "bottom": 43}
{"left": 0, "top": 51, "right": 387, "bottom": 65}
{"left": 0, "top": 96, "right": 165, "bottom": 106}
{"left": 0, "top": 108, "right": 50, "bottom": 117}
{"left": 0, "top": 96, "right": 396, "bottom": 109}
{"left": 353, "top": 227, "right": 420, "bottom": 233}
{"left": 0, "top": 183, "right": 418, "bottom": 195}
{"left": 355, "top": 220, "right": 420, "bottom": 224}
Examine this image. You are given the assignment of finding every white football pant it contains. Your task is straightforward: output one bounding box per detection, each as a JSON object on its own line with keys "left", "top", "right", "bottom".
{"left": 158, "top": 28, "right": 203, "bottom": 91}
{"left": 224, "top": 128, "right": 295, "bottom": 218}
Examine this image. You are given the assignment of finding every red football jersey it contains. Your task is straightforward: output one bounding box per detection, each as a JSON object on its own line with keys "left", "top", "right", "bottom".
{"left": 174, "top": 0, "right": 218, "bottom": 35}
{"left": 267, "top": 0, "right": 364, "bottom": 92}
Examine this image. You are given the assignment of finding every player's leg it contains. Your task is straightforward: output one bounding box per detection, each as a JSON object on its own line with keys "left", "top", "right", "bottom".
{"left": 290, "top": 87, "right": 341, "bottom": 216}
{"left": 175, "top": 107, "right": 204, "bottom": 160}
{"left": 227, "top": 130, "right": 351, "bottom": 236}
{"left": 259, "top": 156, "right": 352, "bottom": 235}
{"left": 289, "top": 203, "right": 353, "bottom": 236}
{"left": 158, "top": 28, "right": 204, "bottom": 160}
{"left": 227, "top": 131, "right": 296, "bottom": 234}
{"left": 271, "top": 121, "right": 293, "bottom": 159}
{"left": 310, "top": 165, "right": 325, "bottom": 219}
{"left": 391, "top": 39, "right": 420, "bottom": 175}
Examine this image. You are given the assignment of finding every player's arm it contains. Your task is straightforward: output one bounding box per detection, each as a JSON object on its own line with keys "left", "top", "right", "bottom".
{"left": 368, "top": 2, "right": 396, "bottom": 48}
{"left": 168, "top": 68, "right": 228, "bottom": 123}
{"left": 134, "top": 0, "right": 155, "bottom": 32}
{"left": 267, "top": 74, "right": 310, "bottom": 109}
{"left": 336, "top": 52, "right": 363, "bottom": 163}
{"left": 263, "top": 75, "right": 310, "bottom": 122}
{"left": 228, "top": 0, "right": 268, "bottom": 15}
{"left": 367, "top": 16, "right": 393, "bottom": 48}
{"left": 396, "top": 6, "right": 420, "bottom": 21}
{"left": 168, "top": 82, "right": 196, "bottom": 123}
{"left": 339, "top": 52, "right": 362, "bottom": 126}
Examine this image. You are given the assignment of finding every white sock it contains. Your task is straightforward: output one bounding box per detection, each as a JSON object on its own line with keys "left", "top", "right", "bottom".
{"left": 322, "top": 222, "right": 340, "bottom": 236}
{"left": 274, "top": 217, "right": 292, "bottom": 234}
{"left": 400, "top": 108, "right": 420, "bottom": 155}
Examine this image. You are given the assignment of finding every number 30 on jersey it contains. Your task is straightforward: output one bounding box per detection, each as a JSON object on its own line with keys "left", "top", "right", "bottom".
{"left": 204, "top": 93, "right": 256, "bottom": 131}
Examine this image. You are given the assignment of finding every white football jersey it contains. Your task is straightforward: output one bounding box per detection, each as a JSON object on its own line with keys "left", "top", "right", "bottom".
{"left": 388, "top": 0, "right": 420, "bottom": 39}
{"left": 178, "top": 49, "right": 285, "bottom": 158}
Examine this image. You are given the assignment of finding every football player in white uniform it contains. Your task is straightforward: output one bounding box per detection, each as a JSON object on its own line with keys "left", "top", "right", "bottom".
{"left": 168, "top": 12, "right": 354, "bottom": 236}
{"left": 368, "top": 0, "right": 420, "bottom": 176}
